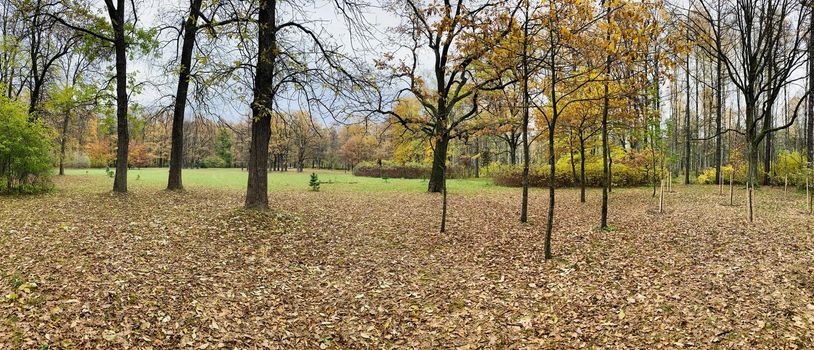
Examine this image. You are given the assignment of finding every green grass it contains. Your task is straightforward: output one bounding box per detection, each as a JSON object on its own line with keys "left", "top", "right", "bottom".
{"left": 62, "top": 168, "right": 502, "bottom": 193}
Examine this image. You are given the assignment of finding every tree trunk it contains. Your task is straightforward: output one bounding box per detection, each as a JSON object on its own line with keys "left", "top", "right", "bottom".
{"left": 509, "top": 141, "right": 518, "bottom": 165}
{"left": 245, "top": 0, "right": 276, "bottom": 209}
{"left": 684, "top": 49, "right": 691, "bottom": 185}
{"left": 542, "top": 27, "right": 560, "bottom": 260}
{"left": 600, "top": 7, "right": 611, "bottom": 230}
{"left": 520, "top": 12, "right": 531, "bottom": 223}
{"left": 544, "top": 125, "right": 555, "bottom": 260}
{"left": 808, "top": 20, "right": 813, "bottom": 169}
{"left": 579, "top": 135, "right": 586, "bottom": 203}
{"left": 59, "top": 111, "right": 70, "bottom": 176}
{"left": 715, "top": 34, "right": 723, "bottom": 185}
{"left": 110, "top": 1, "right": 129, "bottom": 193}
{"left": 428, "top": 132, "right": 450, "bottom": 193}
{"left": 168, "top": 0, "right": 203, "bottom": 191}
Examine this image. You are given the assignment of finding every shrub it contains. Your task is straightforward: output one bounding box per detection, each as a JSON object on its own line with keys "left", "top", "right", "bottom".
{"left": 489, "top": 162, "right": 648, "bottom": 187}
{"left": 309, "top": 173, "right": 320, "bottom": 191}
{"left": 353, "top": 160, "right": 466, "bottom": 179}
{"left": 66, "top": 152, "right": 91, "bottom": 168}
{"left": 200, "top": 155, "right": 228, "bottom": 168}
{"left": 771, "top": 151, "right": 811, "bottom": 187}
{"left": 0, "top": 97, "right": 53, "bottom": 194}
{"left": 489, "top": 154, "right": 650, "bottom": 188}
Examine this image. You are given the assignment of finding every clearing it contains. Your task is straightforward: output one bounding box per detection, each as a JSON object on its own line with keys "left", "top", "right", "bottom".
{"left": 1, "top": 169, "right": 813, "bottom": 349}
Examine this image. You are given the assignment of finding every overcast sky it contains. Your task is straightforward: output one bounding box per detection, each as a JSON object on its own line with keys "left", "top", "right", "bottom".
{"left": 120, "top": 0, "right": 809, "bottom": 129}
{"left": 125, "top": 0, "right": 401, "bottom": 125}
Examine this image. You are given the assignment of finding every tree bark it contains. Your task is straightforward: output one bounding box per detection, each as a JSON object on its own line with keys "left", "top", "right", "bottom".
{"left": 684, "top": 49, "right": 691, "bottom": 185}
{"left": 520, "top": 8, "right": 531, "bottom": 223}
{"left": 59, "top": 111, "right": 69, "bottom": 176}
{"left": 808, "top": 19, "right": 814, "bottom": 168}
{"left": 714, "top": 3, "right": 723, "bottom": 185}
{"left": 579, "top": 135, "right": 586, "bottom": 203}
{"left": 109, "top": 0, "right": 129, "bottom": 193}
{"left": 428, "top": 131, "right": 450, "bottom": 193}
{"left": 245, "top": 0, "right": 276, "bottom": 209}
{"left": 168, "top": 0, "right": 203, "bottom": 191}
{"left": 600, "top": 5, "right": 611, "bottom": 230}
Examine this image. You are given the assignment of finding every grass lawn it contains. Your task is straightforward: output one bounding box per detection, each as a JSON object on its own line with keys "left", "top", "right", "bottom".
{"left": 64, "top": 167, "right": 499, "bottom": 193}
{"left": 1, "top": 171, "right": 813, "bottom": 348}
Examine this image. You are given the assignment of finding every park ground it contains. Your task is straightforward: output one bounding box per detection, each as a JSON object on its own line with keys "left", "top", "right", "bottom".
{"left": 1, "top": 168, "right": 813, "bottom": 349}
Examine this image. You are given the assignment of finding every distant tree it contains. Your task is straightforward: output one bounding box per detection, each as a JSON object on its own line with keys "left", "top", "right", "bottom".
{"left": 214, "top": 128, "right": 233, "bottom": 167}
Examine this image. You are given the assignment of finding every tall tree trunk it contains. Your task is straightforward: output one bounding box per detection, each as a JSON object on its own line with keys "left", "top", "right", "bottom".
{"left": 600, "top": 5, "right": 611, "bottom": 230}
{"left": 808, "top": 19, "right": 814, "bottom": 168}
{"left": 520, "top": 8, "right": 531, "bottom": 223}
{"left": 684, "top": 50, "right": 691, "bottom": 185}
{"left": 245, "top": 0, "right": 276, "bottom": 209}
{"left": 714, "top": 32, "right": 723, "bottom": 185}
{"left": 543, "top": 26, "right": 557, "bottom": 260}
{"left": 109, "top": 0, "right": 129, "bottom": 193}
{"left": 168, "top": 0, "right": 203, "bottom": 191}
{"left": 59, "top": 111, "right": 69, "bottom": 176}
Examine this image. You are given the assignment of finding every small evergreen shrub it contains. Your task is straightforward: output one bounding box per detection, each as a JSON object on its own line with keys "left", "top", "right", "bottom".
{"left": 309, "top": 173, "right": 320, "bottom": 191}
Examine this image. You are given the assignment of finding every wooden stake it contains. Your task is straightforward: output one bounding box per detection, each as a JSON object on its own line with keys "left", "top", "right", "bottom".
{"left": 729, "top": 171, "right": 734, "bottom": 206}
{"left": 784, "top": 176, "right": 788, "bottom": 196}
{"left": 807, "top": 177, "right": 812, "bottom": 215}
{"left": 668, "top": 173, "right": 672, "bottom": 192}
{"left": 747, "top": 182, "right": 754, "bottom": 222}
{"left": 719, "top": 171, "right": 724, "bottom": 194}
{"left": 659, "top": 179, "right": 665, "bottom": 214}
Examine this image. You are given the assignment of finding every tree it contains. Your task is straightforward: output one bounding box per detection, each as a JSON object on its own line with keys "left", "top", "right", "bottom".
{"left": 167, "top": 0, "right": 238, "bottom": 189}
{"left": 339, "top": 124, "right": 377, "bottom": 169}
{"left": 19, "top": 0, "right": 80, "bottom": 119}
{"left": 376, "top": 0, "right": 518, "bottom": 193}
{"left": 52, "top": 0, "right": 156, "bottom": 193}
{"left": 242, "top": 0, "right": 371, "bottom": 209}
{"left": 597, "top": 0, "right": 658, "bottom": 230}
{"left": 214, "top": 128, "right": 233, "bottom": 167}
{"left": 45, "top": 83, "right": 94, "bottom": 175}
{"left": 693, "top": 0, "right": 809, "bottom": 221}
{"left": 167, "top": 0, "right": 204, "bottom": 190}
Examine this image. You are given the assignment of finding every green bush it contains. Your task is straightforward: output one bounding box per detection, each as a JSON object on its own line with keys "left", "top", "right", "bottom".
{"left": 200, "top": 155, "right": 228, "bottom": 168}
{"left": 0, "top": 97, "right": 53, "bottom": 194}
{"left": 353, "top": 160, "right": 466, "bottom": 179}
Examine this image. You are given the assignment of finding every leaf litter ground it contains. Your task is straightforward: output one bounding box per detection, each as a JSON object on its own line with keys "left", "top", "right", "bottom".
{"left": 1, "top": 175, "right": 813, "bottom": 349}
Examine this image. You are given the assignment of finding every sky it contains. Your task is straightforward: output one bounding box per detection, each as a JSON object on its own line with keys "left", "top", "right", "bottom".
{"left": 127, "top": 0, "right": 401, "bottom": 125}
{"left": 116, "top": 0, "right": 810, "bottom": 130}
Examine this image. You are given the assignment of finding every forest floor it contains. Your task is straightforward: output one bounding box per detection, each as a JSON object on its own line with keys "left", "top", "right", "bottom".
{"left": 1, "top": 170, "right": 813, "bottom": 349}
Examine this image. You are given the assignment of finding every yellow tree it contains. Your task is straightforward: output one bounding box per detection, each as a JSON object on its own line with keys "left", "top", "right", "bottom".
{"left": 531, "top": 0, "right": 602, "bottom": 259}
